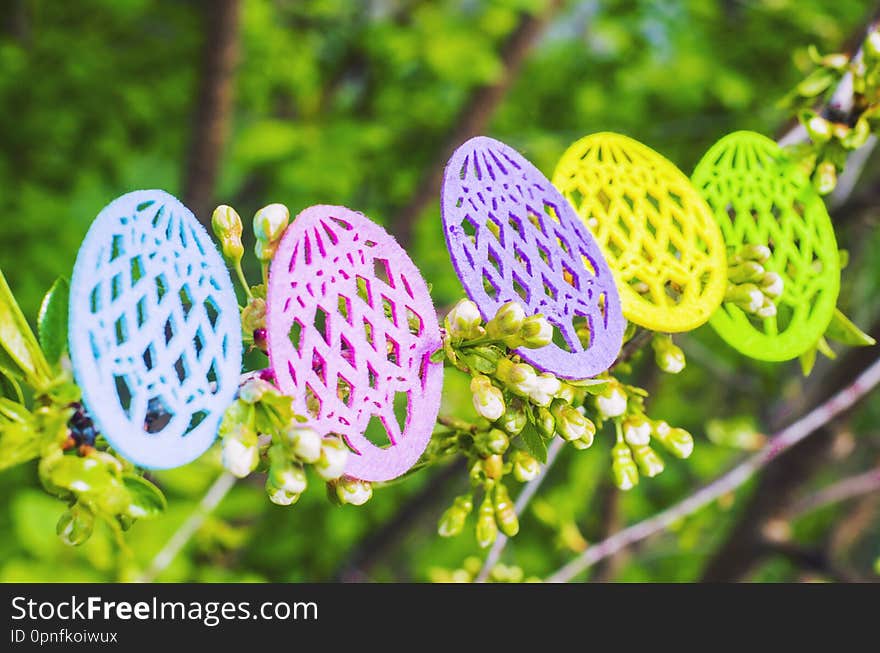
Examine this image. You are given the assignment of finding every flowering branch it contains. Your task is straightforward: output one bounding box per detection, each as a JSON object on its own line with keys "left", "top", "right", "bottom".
{"left": 544, "top": 352, "right": 880, "bottom": 582}
{"left": 137, "top": 472, "right": 238, "bottom": 583}
{"left": 475, "top": 437, "right": 564, "bottom": 582}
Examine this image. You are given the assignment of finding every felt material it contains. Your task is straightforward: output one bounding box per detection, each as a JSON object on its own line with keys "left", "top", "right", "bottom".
{"left": 68, "top": 190, "right": 243, "bottom": 469}
{"left": 692, "top": 131, "right": 840, "bottom": 361}
{"left": 266, "top": 205, "right": 443, "bottom": 482}
{"left": 553, "top": 132, "right": 727, "bottom": 333}
{"left": 441, "top": 136, "right": 624, "bottom": 379}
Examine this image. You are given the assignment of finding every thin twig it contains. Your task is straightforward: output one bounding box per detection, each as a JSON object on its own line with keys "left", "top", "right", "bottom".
{"left": 475, "top": 437, "right": 564, "bottom": 582}
{"left": 545, "top": 354, "right": 880, "bottom": 582}
{"left": 138, "top": 472, "right": 238, "bottom": 583}
{"left": 788, "top": 466, "right": 880, "bottom": 518}
{"left": 830, "top": 136, "right": 877, "bottom": 209}
{"left": 475, "top": 326, "right": 668, "bottom": 581}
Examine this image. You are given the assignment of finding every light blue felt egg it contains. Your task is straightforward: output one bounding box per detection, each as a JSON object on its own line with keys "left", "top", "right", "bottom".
{"left": 68, "top": 190, "right": 242, "bottom": 469}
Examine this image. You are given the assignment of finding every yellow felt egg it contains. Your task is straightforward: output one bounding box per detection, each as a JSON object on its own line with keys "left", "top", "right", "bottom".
{"left": 552, "top": 132, "right": 727, "bottom": 332}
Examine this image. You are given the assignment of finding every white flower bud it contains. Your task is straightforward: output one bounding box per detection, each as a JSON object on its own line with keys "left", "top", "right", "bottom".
{"left": 726, "top": 283, "right": 764, "bottom": 313}
{"left": 286, "top": 426, "right": 322, "bottom": 463}
{"left": 740, "top": 244, "right": 772, "bottom": 264}
{"left": 238, "top": 378, "right": 277, "bottom": 404}
{"left": 471, "top": 375, "right": 505, "bottom": 421}
{"left": 253, "top": 203, "right": 290, "bottom": 243}
{"left": 336, "top": 477, "right": 373, "bottom": 506}
{"left": 761, "top": 272, "right": 784, "bottom": 299}
{"left": 267, "top": 484, "right": 301, "bottom": 506}
{"left": 552, "top": 402, "right": 594, "bottom": 443}
{"left": 222, "top": 437, "right": 259, "bottom": 478}
{"left": 519, "top": 315, "right": 553, "bottom": 348}
{"left": 596, "top": 383, "right": 627, "bottom": 419}
{"left": 487, "top": 301, "right": 526, "bottom": 341}
{"left": 446, "top": 299, "right": 484, "bottom": 340}
{"left": 513, "top": 452, "right": 540, "bottom": 482}
{"left": 315, "top": 436, "right": 348, "bottom": 481}
{"left": 659, "top": 349, "right": 685, "bottom": 373}
{"left": 529, "top": 373, "right": 561, "bottom": 407}
{"left": 866, "top": 30, "right": 880, "bottom": 60}
{"left": 211, "top": 205, "right": 244, "bottom": 263}
{"left": 755, "top": 297, "right": 777, "bottom": 319}
{"left": 496, "top": 359, "right": 538, "bottom": 398}
{"left": 623, "top": 415, "right": 651, "bottom": 446}
{"left": 274, "top": 464, "right": 307, "bottom": 495}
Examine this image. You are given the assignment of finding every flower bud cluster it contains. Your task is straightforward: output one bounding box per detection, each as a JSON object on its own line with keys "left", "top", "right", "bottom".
{"left": 219, "top": 377, "right": 371, "bottom": 508}
{"left": 611, "top": 413, "right": 694, "bottom": 491}
{"left": 725, "top": 244, "right": 783, "bottom": 319}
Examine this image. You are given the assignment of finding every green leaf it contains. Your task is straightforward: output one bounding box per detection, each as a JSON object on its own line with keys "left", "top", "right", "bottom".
{"left": 122, "top": 474, "right": 167, "bottom": 519}
{"left": 799, "top": 344, "right": 817, "bottom": 376}
{"left": 0, "top": 268, "right": 52, "bottom": 387}
{"left": 0, "top": 365, "right": 23, "bottom": 403}
{"left": 463, "top": 351, "right": 497, "bottom": 374}
{"left": 37, "top": 277, "right": 69, "bottom": 365}
{"left": 816, "top": 336, "right": 836, "bottom": 360}
{"left": 519, "top": 424, "right": 547, "bottom": 464}
{"left": 0, "top": 396, "right": 32, "bottom": 422}
{"left": 0, "top": 424, "right": 40, "bottom": 468}
{"left": 825, "top": 309, "right": 876, "bottom": 347}
{"left": 796, "top": 68, "right": 834, "bottom": 97}
{"left": 577, "top": 380, "right": 610, "bottom": 395}
{"left": 0, "top": 418, "right": 42, "bottom": 471}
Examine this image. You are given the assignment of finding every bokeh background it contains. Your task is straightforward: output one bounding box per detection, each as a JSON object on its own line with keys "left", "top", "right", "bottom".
{"left": 1, "top": 0, "right": 879, "bottom": 582}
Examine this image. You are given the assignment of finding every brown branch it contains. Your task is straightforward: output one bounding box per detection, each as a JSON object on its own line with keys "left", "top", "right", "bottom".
{"left": 828, "top": 489, "right": 880, "bottom": 560}
{"left": 591, "top": 478, "right": 624, "bottom": 581}
{"left": 389, "top": 0, "right": 562, "bottom": 247}
{"left": 613, "top": 328, "right": 652, "bottom": 370}
{"left": 182, "top": 0, "right": 242, "bottom": 225}
{"left": 762, "top": 540, "right": 863, "bottom": 583}
{"left": 788, "top": 465, "right": 880, "bottom": 518}
{"left": 546, "top": 351, "right": 880, "bottom": 582}
{"left": 4, "top": 0, "right": 30, "bottom": 44}
{"left": 700, "top": 318, "right": 880, "bottom": 581}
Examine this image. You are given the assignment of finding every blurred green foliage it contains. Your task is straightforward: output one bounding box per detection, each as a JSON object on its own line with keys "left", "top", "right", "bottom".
{"left": 1, "top": 0, "right": 879, "bottom": 582}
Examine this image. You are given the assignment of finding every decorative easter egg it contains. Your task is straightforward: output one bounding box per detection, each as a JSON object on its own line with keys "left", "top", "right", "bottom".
{"left": 441, "top": 136, "right": 624, "bottom": 379}
{"left": 266, "top": 205, "right": 443, "bottom": 482}
{"left": 691, "top": 131, "right": 840, "bottom": 361}
{"left": 552, "top": 132, "right": 728, "bottom": 332}
{"left": 68, "top": 190, "right": 243, "bottom": 469}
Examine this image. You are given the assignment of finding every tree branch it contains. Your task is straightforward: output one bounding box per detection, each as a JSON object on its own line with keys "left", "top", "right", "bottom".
{"left": 389, "top": 0, "right": 562, "bottom": 247}
{"left": 545, "top": 351, "right": 880, "bottom": 582}
{"left": 788, "top": 466, "right": 880, "bottom": 519}
{"left": 182, "top": 0, "right": 242, "bottom": 225}
{"left": 137, "top": 472, "right": 238, "bottom": 583}
{"left": 475, "top": 437, "right": 564, "bottom": 582}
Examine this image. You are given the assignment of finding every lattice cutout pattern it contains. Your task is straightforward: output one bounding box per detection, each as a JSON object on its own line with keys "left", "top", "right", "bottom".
{"left": 441, "top": 136, "right": 624, "bottom": 379}
{"left": 68, "top": 190, "right": 242, "bottom": 469}
{"left": 692, "top": 131, "right": 840, "bottom": 361}
{"left": 552, "top": 132, "right": 727, "bottom": 332}
{"left": 266, "top": 205, "right": 443, "bottom": 482}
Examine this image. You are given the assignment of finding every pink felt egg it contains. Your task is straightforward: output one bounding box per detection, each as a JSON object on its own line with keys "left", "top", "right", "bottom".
{"left": 266, "top": 205, "right": 443, "bottom": 482}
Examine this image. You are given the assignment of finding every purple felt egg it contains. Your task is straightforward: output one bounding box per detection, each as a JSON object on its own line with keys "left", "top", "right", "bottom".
{"left": 441, "top": 136, "right": 624, "bottom": 379}
{"left": 266, "top": 205, "right": 443, "bottom": 482}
